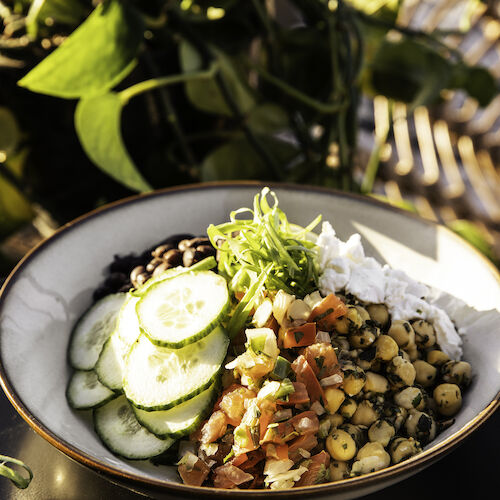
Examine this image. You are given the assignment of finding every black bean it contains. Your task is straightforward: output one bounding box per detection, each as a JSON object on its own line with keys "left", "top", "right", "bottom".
{"left": 153, "top": 262, "right": 170, "bottom": 277}
{"left": 151, "top": 244, "right": 174, "bottom": 259}
{"left": 104, "top": 272, "right": 127, "bottom": 289}
{"left": 184, "top": 248, "right": 206, "bottom": 267}
{"left": 109, "top": 254, "right": 142, "bottom": 273}
{"left": 178, "top": 237, "right": 209, "bottom": 251}
{"left": 146, "top": 258, "right": 163, "bottom": 273}
{"left": 93, "top": 286, "right": 112, "bottom": 302}
{"left": 118, "top": 282, "right": 133, "bottom": 293}
{"left": 162, "top": 233, "right": 194, "bottom": 247}
{"left": 135, "top": 272, "right": 151, "bottom": 287}
{"left": 130, "top": 265, "right": 146, "bottom": 283}
{"left": 196, "top": 244, "right": 216, "bottom": 257}
{"left": 163, "top": 249, "right": 182, "bottom": 267}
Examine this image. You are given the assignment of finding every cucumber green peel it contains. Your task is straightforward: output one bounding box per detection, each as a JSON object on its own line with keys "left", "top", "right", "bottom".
{"left": 207, "top": 187, "right": 321, "bottom": 298}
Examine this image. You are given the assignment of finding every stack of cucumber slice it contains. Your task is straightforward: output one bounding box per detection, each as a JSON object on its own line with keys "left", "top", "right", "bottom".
{"left": 66, "top": 267, "right": 230, "bottom": 460}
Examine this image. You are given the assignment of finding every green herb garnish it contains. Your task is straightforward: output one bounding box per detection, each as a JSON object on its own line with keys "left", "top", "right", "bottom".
{"left": 207, "top": 187, "right": 321, "bottom": 299}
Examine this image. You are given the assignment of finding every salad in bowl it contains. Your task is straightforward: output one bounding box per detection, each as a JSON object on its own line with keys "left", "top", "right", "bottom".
{"left": 66, "top": 187, "right": 471, "bottom": 490}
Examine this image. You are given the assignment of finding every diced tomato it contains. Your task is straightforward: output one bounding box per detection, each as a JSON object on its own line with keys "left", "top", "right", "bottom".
{"left": 291, "top": 355, "right": 324, "bottom": 403}
{"left": 178, "top": 456, "right": 211, "bottom": 487}
{"left": 288, "top": 433, "right": 319, "bottom": 462}
{"left": 264, "top": 315, "right": 279, "bottom": 335}
{"left": 301, "top": 343, "right": 343, "bottom": 381}
{"left": 295, "top": 451, "right": 330, "bottom": 487}
{"left": 200, "top": 410, "right": 227, "bottom": 444}
{"left": 213, "top": 463, "right": 254, "bottom": 489}
{"left": 219, "top": 386, "right": 256, "bottom": 427}
{"left": 276, "top": 444, "right": 289, "bottom": 460}
{"left": 239, "top": 449, "right": 265, "bottom": 471}
{"left": 283, "top": 322, "right": 317, "bottom": 348}
{"left": 277, "top": 382, "right": 310, "bottom": 406}
{"left": 259, "top": 399, "right": 276, "bottom": 439}
{"left": 262, "top": 443, "right": 288, "bottom": 460}
{"left": 230, "top": 453, "right": 248, "bottom": 467}
{"left": 309, "top": 294, "right": 347, "bottom": 331}
{"left": 261, "top": 411, "right": 319, "bottom": 445}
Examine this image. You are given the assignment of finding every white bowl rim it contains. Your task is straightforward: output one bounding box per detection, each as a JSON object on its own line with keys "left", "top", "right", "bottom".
{"left": 0, "top": 181, "right": 499, "bottom": 497}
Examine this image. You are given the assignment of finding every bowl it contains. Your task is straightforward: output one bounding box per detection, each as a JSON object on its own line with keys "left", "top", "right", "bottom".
{"left": 1, "top": 182, "right": 499, "bottom": 499}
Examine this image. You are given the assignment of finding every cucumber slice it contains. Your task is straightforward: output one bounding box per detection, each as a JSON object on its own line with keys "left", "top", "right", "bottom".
{"left": 131, "top": 256, "right": 217, "bottom": 298}
{"left": 133, "top": 381, "right": 218, "bottom": 438}
{"left": 94, "top": 396, "right": 174, "bottom": 460}
{"left": 137, "top": 270, "right": 229, "bottom": 348}
{"left": 69, "top": 293, "right": 126, "bottom": 370}
{"left": 66, "top": 370, "right": 117, "bottom": 410}
{"left": 95, "top": 294, "right": 141, "bottom": 391}
{"left": 124, "top": 325, "right": 229, "bottom": 411}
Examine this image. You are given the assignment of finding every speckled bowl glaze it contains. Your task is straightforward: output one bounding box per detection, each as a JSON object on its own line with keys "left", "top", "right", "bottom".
{"left": 1, "top": 182, "right": 499, "bottom": 499}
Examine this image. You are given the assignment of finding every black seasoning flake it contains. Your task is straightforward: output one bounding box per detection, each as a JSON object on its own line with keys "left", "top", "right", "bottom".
{"left": 294, "top": 330, "right": 305, "bottom": 343}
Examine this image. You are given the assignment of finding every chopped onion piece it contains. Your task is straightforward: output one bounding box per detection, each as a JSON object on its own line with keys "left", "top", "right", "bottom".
{"left": 298, "top": 448, "right": 311, "bottom": 459}
{"left": 315, "top": 330, "right": 331, "bottom": 344}
{"left": 310, "top": 400, "right": 326, "bottom": 416}
{"left": 320, "top": 373, "right": 343, "bottom": 387}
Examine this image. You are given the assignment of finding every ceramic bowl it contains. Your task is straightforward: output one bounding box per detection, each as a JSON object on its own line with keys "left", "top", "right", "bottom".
{"left": 1, "top": 182, "right": 499, "bottom": 499}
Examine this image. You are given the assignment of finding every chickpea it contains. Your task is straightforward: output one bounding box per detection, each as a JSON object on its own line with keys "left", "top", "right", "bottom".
{"left": 329, "top": 461, "right": 350, "bottom": 481}
{"left": 441, "top": 361, "right": 472, "bottom": 388}
{"left": 351, "top": 442, "right": 390, "bottom": 475}
{"left": 412, "top": 360, "right": 437, "bottom": 387}
{"left": 388, "top": 320, "right": 415, "bottom": 348}
{"left": 328, "top": 413, "right": 345, "bottom": 428}
{"left": 368, "top": 419, "right": 395, "bottom": 447}
{"left": 339, "top": 423, "right": 367, "bottom": 448}
{"left": 405, "top": 410, "right": 436, "bottom": 445}
{"left": 334, "top": 306, "right": 363, "bottom": 334}
{"left": 411, "top": 319, "right": 436, "bottom": 348}
{"left": 351, "top": 400, "right": 379, "bottom": 426}
{"left": 387, "top": 356, "right": 416, "bottom": 389}
{"left": 433, "top": 383, "right": 462, "bottom": 417}
{"left": 398, "top": 349, "right": 411, "bottom": 362}
{"left": 375, "top": 335, "right": 399, "bottom": 361}
{"left": 406, "top": 344, "right": 420, "bottom": 362}
{"left": 342, "top": 362, "right": 366, "bottom": 396}
{"left": 355, "top": 305, "right": 371, "bottom": 322}
{"left": 332, "top": 335, "right": 350, "bottom": 352}
{"left": 390, "top": 437, "right": 421, "bottom": 464}
{"left": 426, "top": 349, "right": 450, "bottom": 367}
{"left": 339, "top": 397, "right": 357, "bottom": 419}
{"left": 364, "top": 372, "right": 389, "bottom": 394}
{"left": 366, "top": 304, "right": 390, "bottom": 328}
{"left": 324, "top": 387, "right": 346, "bottom": 414}
{"left": 326, "top": 429, "right": 357, "bottom": 461}
{"left": 383, "top": 404, "right": 408, "bottom": 431}
{"left": 394, "top": 386, "right": 426, "bottom": 411}
{"left": 349, "top": 324, "right": 379, "bottom": 349}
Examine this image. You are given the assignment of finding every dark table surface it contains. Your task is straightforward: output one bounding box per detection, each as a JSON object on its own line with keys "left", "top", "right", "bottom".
{"left": 0, "top": 386, "right": 497, "bottom": 499}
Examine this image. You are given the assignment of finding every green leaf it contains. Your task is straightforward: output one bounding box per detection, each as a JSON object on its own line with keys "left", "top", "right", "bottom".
{"left": 0, "top": 107, "right": 21, "bottom": 158}
{"left": 0, "top": 169, "right": 34, "bottom": 240}
{"left": 450, "top": 63, "right": 498, "bottom": 107}
{"left": 246, "top": 103, "right": 289, "bottom": 134}
{"left": 179, "top": 41, "right": 255, "bottom": 116}
{"left": 74, "top": 93, "right": 151, "bottom": 192}
{"left": 25, "top": 0, "right": 89, "bottom": 39}
{"left": 18, "top": 0, "right": 144, "bottom": 98}
{"left": 201, "top": 135, "right": 298, "bottom": 181}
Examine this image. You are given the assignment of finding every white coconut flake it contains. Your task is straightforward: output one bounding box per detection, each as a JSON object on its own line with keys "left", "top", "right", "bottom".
{"left": 317, "top": 221, "right": 463, "bottom": 359}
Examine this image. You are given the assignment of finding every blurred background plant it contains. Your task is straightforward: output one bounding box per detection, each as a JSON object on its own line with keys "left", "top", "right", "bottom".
{"left": 1, "top": 0, "right": 500, "bottom": 282}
